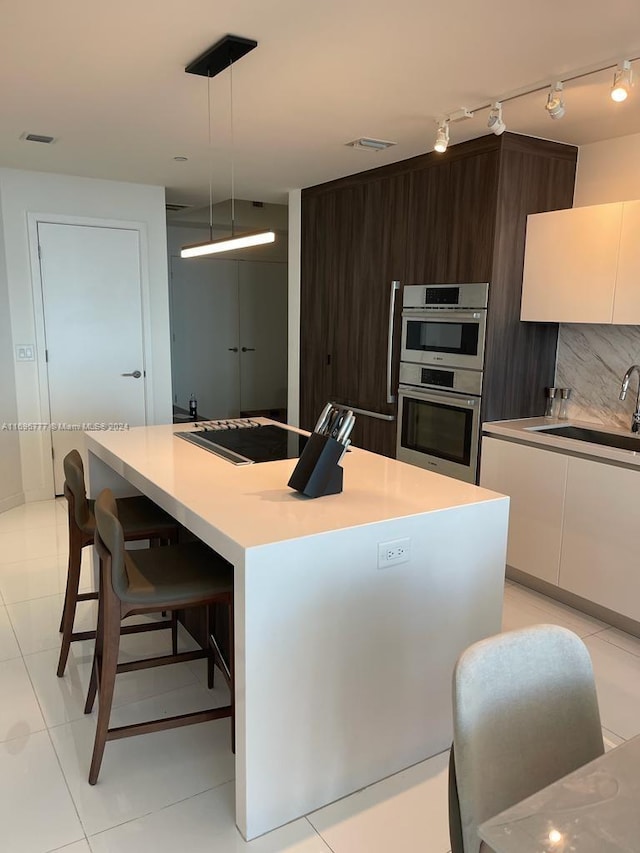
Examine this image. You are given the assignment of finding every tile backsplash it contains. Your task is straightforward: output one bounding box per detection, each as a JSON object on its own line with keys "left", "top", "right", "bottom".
{"left": 555, "top": 324, "right": 640, "bottom": 430}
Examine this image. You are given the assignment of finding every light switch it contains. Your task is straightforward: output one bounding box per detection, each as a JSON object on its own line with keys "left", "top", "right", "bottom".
{"left": 15, "top": 344, "right": 35, "bottom": 362}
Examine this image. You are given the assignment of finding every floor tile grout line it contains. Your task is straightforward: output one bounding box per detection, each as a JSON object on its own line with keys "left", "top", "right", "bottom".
{"left": 21, "top": 633, "right": 88, "bottom": 841}
{"left": 304, "top": 816, "right": 338, "bottom": 852}
{"left": 44, "top": 834, "right": 90, "bottom": 853}
{"left": 85, "top": 779, "right": 235, "bottom": 843}
{"left": 3, "top": 534, "right": 89, "bottom": 849}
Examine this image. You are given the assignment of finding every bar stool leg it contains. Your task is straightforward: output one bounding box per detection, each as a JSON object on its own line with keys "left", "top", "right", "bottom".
{"left": 88, "top": 598, "right": 121, "bottom": 785}
{"left": 84, "top": 576, "right": 104, "bottom": 716}
{"left": 171, "top": 611, "right": 179, "bottom": 656}
{"left": 206, "top": 606, "right": 215, "bottom": 690}
{"left": 57, "top": 530, "right": 84, "bottom": 677}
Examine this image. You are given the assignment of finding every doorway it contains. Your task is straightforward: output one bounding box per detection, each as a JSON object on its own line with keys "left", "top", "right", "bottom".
{"left": 36, "top": 221, "right": 148, "bottom": 493}
{"left": 169, "top": 256, "right": 287, "bottom": 421}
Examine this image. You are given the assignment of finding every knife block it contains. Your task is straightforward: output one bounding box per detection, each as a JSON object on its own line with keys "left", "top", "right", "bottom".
{"left": 287, "top": 433, "right": 344, "bottom": 498}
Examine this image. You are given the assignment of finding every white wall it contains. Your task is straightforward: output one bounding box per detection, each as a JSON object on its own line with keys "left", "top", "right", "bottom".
{"left": 0, "top": 168, "right": 172, "bottom": 500}
{"left": 0, "top": 199, "right": 23, "bottom": 511}
{"left": 574, "top": 132, "right": 640, "bottom": 207}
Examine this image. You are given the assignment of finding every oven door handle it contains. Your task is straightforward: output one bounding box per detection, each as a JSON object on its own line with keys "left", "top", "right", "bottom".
{"left": 387, "top": 280, "right": 401, "bottom": 404}
{"left": 401, "top": 309, "right": 485, "bottom": 321}
{"left": 398, "top": 385, "right": 480, "bottom": 408}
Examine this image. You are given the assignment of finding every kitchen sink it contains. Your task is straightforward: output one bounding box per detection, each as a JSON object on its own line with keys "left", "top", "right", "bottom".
{"left": 536, "top": 425, "right": 640, "bottom": 452}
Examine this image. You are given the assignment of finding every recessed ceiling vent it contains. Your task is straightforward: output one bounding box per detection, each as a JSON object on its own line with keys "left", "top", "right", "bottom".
{"left": 346, "top": 137, "right": 397, "bottom": 152}
{"left": 165, "top": 203, "right": 192, "bottom": 212}
{"left": 21, "top": 132, "right": 56, "bottom": 144}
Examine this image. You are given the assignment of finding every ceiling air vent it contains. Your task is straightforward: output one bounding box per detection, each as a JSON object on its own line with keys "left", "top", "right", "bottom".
{"left": 21, "top": 132, "right": 56, "bottom": 144}
{"left": 165, "top": 203, "right": 192, "bottom": 212}
{"left": 346, "top": 137, "right": 397, "bottom": 152}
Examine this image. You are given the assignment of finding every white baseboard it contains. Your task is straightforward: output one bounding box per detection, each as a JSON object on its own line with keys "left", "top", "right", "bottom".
{"left": 24, "top": 487, "right": 55, "bottom": 502}
{"left": 0, "top": 492, "right": 25, "bottom": 514}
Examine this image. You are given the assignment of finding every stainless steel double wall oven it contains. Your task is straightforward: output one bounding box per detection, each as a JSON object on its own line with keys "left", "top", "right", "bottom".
{"left": 396, "top": 283, "right": 488, "bottom": 483}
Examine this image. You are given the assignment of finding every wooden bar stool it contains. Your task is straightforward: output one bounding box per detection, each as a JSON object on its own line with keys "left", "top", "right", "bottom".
{"left": 85, "top": 488, "right": 234, "bottom": 785}
{"left": 57, "top": 450, "right": 180, "bottom": 677}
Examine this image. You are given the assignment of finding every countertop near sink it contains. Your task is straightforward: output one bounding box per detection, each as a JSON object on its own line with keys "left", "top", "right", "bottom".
{"left": 483, "top": 417, "right": 640, "bottom": 469}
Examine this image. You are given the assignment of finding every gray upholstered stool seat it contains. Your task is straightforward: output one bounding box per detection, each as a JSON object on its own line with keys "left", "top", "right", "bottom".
{"left": 85, "top": 488, "right": 234, "bottom": 786}
{"left": 449, "top": 624, "right": 604, "bottom": 853}
{"left": 57, "top": 449, "right": 180, "bottom": 677}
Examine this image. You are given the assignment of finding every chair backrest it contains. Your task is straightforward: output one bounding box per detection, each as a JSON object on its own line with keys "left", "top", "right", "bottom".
{"left": 451, "top": 624, "right": 604, "bottom": 853}
{"left": 94, "top": 488, "right": 128, "bottom": 599}
{"left": 63, "top": 450, "right": 93, "bottom": 531}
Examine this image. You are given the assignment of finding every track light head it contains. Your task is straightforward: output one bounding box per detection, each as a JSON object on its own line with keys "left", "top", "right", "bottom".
{"left": 487, "top": 102, "right": 506, "bottom": 135}
{"left": 611, "top": 60, "right": 633, "bottom": 102}
{"left": 545, "top": 82, "right": 565, "bottom": 120}
{"left": 434, "top": 119, "right": 449, "bottom": 153}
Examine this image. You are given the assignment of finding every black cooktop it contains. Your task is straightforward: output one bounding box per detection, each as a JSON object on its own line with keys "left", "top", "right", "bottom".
{"left": 178, "top": 423, "right": 308, "bottom": 465}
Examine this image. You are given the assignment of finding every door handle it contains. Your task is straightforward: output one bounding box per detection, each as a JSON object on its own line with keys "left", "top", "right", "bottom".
{"left": 228, "top": 347, "right": 239, "bottom": 352}
{"left": 121, "top": 370, "right": 142, "bottom": 378}
{"left": 241, "top": 347, "right": 256, "bottom": 352}
{"left": 387, "top": 280, "right": 400, "bottom": 404}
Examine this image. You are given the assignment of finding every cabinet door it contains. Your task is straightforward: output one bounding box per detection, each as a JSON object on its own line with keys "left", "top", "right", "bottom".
{"left": 300, "top": 175, "right": 407, "bottom": 455}
{"left": 613, "top": 200, "right": 640, "bottom": 324}
{"left": 300, "top": 189, "right": 346, "bottom": 430}
{"left": 480, "top": 437, "right": 567, "bottom": 584}
{"left": 405, "top": 163, "right": 451, "bottom": 283}
{"left": 559, "top": 457, "right": 640, "bottom": 621}
{"left": 521, "top": 203, "right": 622, "bottom": 323}
{"left": 447, "top": 151, "right": 500, "bottom": 284}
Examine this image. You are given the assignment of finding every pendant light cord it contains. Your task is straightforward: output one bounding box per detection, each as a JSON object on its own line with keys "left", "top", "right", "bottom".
{"left": 207, "top": 72, "right": 213, "bottom": 242}
{"left": 229, "top": 57, "right": 235, "bottom": 237}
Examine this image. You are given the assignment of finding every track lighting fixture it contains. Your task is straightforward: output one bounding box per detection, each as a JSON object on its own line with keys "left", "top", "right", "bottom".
{"left": 544, "top": 82, "right": 565, "bottom": 120}
{"left": 611, "top": 60, "right": 633, "bottom": 102}
{"left": 487, "top": 102, "right": 506, "bottom": 135}
{"left": 434, "top": 120, "right": 449, "bottom": 153}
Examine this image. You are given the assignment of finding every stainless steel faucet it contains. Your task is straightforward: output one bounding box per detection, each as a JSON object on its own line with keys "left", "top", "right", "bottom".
{"left": 619, "top": 364, "right": 640, "bottom": 432}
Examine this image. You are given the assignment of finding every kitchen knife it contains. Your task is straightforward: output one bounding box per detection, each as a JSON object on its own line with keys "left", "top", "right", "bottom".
{"left": 326, "top": 408, "right": 342, "bottom": 437}
{"left": 330, "top": 411, "right": 346, "bottom": 439}
{"left": 314, "top": 403, "right": 334, "bottom": 435}
{"left": 336, "top": 411, "right": 354, "bottom": 444}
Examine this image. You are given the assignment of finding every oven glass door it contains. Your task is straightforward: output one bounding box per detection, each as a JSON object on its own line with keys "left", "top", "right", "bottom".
{"left": 396, "top": 388, "right": 480, "bottom": 482}
{"left": 401, "top": 311, "right": 486, "bottom": 369}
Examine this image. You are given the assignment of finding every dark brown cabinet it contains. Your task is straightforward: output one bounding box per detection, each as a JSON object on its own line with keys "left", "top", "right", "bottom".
{"left": 300, "top": 133, "right": 578, "bottom": 459}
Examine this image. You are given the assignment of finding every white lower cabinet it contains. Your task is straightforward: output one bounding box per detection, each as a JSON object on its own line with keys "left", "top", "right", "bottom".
{"left": 480, "top": 437, "right": 568, "bottom": 585}
{"left": 559, "top": 457, "right": 640, "bottom": 622}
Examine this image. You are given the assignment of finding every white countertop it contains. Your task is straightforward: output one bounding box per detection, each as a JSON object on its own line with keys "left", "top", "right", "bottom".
{"left": 86, "top": 421, "right": 504, "bottom": 552}
{"left": 483, "top": 417, "right": 640, "bottom": 468}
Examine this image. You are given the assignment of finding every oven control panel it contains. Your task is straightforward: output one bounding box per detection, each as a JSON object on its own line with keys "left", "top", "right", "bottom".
{"left": 399, "top": 362, "right": 483, "bottom": 396}
{"left": 403, "top": 282, "right": 488, "bottom": 310}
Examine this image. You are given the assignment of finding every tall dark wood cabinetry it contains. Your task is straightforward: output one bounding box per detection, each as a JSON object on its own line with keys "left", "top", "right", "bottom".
{"left": 300, "top": 133, "right": 577, "bottom": 459}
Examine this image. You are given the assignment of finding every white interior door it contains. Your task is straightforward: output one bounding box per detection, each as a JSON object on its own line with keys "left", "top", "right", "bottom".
{"left": 38, "top": 222, "right": 147, "bottom": 493}
{"left": 169, "top": 256, "right": 240, "bottom": 420}
{"left": 239, "top": 261, "right": 288, "bottom": 413}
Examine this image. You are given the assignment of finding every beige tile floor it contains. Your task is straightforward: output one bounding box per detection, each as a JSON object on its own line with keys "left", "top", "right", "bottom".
{"left": 0, "top": 498, "right": 637, "bottom": 852}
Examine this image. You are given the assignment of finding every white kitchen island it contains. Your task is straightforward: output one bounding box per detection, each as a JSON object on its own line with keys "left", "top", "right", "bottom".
{"left": 86, "top": 422, "right": 508, "bottom": 840}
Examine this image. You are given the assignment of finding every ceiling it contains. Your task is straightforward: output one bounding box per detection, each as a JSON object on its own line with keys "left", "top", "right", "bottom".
{"left": 2, "top": 0, "right": 640, "bottom": 206}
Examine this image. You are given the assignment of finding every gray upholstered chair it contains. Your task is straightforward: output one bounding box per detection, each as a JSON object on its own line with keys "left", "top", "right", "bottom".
{"left": 449, "top": 624, "right": 604, "bottom": 853}
{"left": 58, "top": 449, "right": 180, "bottom": 677}
{"left": 85, "top": 488, "right": 234, "bottom": 785}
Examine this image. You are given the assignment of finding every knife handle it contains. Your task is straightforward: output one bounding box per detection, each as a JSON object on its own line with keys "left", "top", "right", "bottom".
{"left": 314, "top": 403, "right": 334, "bottom": 435}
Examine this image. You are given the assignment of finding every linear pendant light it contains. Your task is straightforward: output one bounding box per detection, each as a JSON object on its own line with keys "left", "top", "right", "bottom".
{"left": 181, "top": 35, "right": 275, "bottom": 259}
{"left": 181, "top": 229, "right": 275, "bottom": 257}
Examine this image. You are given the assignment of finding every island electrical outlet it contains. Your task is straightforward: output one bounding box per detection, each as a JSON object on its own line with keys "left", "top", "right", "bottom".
{"left": 377, "top": 538, "right": 411, "bottom": 568}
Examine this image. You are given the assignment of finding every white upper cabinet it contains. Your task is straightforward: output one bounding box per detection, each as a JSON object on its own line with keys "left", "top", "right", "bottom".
{"left": 521, "top": 202, "right": 623, "bottom": 323}
{"left": 613, "top": 200, "right": 640, "bottom": 324}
